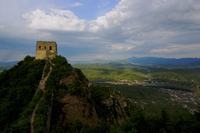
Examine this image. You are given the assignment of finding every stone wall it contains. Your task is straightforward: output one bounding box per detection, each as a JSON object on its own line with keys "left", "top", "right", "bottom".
{"left": 35, "top": 41, "right": 57, "bottom": 60}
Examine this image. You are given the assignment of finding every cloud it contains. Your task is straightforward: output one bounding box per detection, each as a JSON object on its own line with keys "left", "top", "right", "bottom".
{"left": 23, "top": 7, "right": 125, "bottom": 32}
{"left": 111, "top": 44, "right": 136, "bottom": 52}
{"left": 0, "top": 25, "right": 4, "bottom": 29}
{"left": 151, "top": 44, "right": 200, "bottom": 54}
{"left": 23, "top": 9, "right": 86, "bottom": 31}
{"left": 70, "top": 2, "right": 83, "bottom": 8}
{"left": 22, "top": 0, "right": 200, "bottom": 59}
{"left": 24, "top": 0, "right": 200, "bottom": 35}
{"left": 150, "top": 44, "right": 200, "bottom": 58}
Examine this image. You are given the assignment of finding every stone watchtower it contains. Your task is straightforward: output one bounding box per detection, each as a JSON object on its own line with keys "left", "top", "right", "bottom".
{"left": 35, "top": 41, "right": 57, "bottom": 60}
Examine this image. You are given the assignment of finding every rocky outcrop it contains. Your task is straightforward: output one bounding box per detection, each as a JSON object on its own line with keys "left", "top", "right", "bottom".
{"left": 60, "top": 93, "right": 129, "bottom": 128}
{"left": 59, "top": 68, "right": 89, "bottom": 89}
{"left": 51, "top": 57, "right": 130, "bottom": 128}
{"left": 61, "top": 95, "right": 100, "bottom": 127}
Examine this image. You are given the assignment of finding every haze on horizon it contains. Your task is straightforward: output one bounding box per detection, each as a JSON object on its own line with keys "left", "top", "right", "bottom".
{"left": 0, "top": 0, "right": 200, "bottom": 62}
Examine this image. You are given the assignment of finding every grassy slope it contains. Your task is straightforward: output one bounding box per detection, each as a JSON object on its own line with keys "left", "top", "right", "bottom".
{"left": 75, "top": 64, "right": 148, "bottom": 81}
{"left": 76, "top": 64, "right": 200, "bottom": 93}
{"left": 150, "top": 68, "right": 200, "bottom": 83}
{"left": 76, "top": 64, "right": 200, "bottom": 82}
{"left": 77, "top": 63, "right": 200, "bottom": 116}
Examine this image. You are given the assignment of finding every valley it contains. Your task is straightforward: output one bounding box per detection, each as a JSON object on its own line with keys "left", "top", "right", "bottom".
{"left": 76, "top": 63, "right": 200, "bottom": 114}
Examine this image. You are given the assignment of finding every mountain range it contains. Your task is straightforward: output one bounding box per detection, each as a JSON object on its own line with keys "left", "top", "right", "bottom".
{"left": 127, "top": 57, "right": 200, "bottom": 68}
{"left": 0, "top": 61, "right": 18, "bottom": 69}
{"left": 1, "top": 57, "right": 200, "bottom": 70}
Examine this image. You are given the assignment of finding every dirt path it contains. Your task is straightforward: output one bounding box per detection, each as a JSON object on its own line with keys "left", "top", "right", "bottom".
{"left": 30, "top": 61, "right": 53, "bottom": 133}
{"left": 30, "top": 101, "right": 40, "bottom": 133}
{"left": 47, "top": 91, "right": 54, "bottom": 130}
{"left": 38, "top": 65, "right": 52, "bottom": 92}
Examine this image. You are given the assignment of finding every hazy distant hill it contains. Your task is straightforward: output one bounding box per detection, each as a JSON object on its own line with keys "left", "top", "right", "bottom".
{"left": 0, "top": 61, "right": 18, "bottom": 69}
{"left": 128, "top": 57, "right": 200, "bottom": 68}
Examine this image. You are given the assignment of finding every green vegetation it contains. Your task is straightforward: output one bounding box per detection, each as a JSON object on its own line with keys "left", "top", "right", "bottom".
{"left": 75, "top": 64, "right": 147, "bottom": 81}
{"left": 120, "top": 106, "right": 200, "bottom": 133}
{"left": 93, "top": 83, "right": 195, "bottom": 113}
{"left": 87, "top": 83, "right": 200, "bottom": 133}
{"left": 0, "top": 56, "right": 45, "bottom": 132}
{"left": 48, "top": 56, "right": 89, "bottom": 96}
{"left": 149, "top": 68, "right": 200, "bottom": 95}
{"left": 76, "top": 64, "right": 200, "bottom": 94}
{"left": 1, "top": 57, "right": 200, "bottom": 132}
{"left": 12, "top": 90, "right": 43, "bottom": 132}
{"left": 76, "top": 64, "right": 200, "bottom": 84}
{"left": 149, "top": 68, "right": 200, "bottom": 84}
{"left": 74, "top": 63, "right": 200, "bottom": 132}
{"left": 35, "top": 56, "right": 73, "bottom": 132}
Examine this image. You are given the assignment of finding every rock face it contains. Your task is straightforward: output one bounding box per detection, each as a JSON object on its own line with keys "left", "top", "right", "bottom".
{"left": 61, "top": 95, "right": 100, "bottom": 127}
{"left": 54, "top": 60, "right": 128, "bottom": 128}
{"left": 100, "top": 94, "right": 129, "bottom": 124}
{"left": 47, "top": 56, "right": 130, "bottom": 129}
{"left": 59, "top": 68, "right": 89, "bottom": 89}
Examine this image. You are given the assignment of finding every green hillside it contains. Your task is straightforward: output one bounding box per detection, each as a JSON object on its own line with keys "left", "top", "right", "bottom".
{"left": 0, "top": 56, "right": 129, "bottom": 132}
{"left": 76, "top": 64, "right": 200, "bottom": 95}
{"left": 0, "top": 56, "right": 45, "bottom": 131}
{"left": 1, "top": 58, "right": 200, "bottom": 133}
{"left": 75, "top": 64, "right": 148, "bottom": 81}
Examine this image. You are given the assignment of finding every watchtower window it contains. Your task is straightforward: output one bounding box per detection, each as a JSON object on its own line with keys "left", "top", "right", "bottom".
{"left": 44, "top": 46, "right": 46, "bottom": 50}
{"left": 49, "top": 46, "right": 52, "bottom": 50}
{"left": 39, "top": 46, "right": 41, "bottom": 50}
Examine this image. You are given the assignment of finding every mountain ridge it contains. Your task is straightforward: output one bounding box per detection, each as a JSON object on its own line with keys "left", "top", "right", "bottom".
{"left": 127, "top": 57, "right": 200, "bottom": 68}
{"left": 0, "top": 55, "right": 129, "bottom": 132}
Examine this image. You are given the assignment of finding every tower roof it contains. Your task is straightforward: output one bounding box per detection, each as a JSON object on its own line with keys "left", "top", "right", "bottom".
{"left": 37, "top": 41, "right": 57, "bottom": 45}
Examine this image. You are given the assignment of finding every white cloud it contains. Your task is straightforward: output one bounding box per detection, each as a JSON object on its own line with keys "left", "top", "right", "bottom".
{"left": 23, "top": 0, "right": 129, "bottom": 32}
{"left": 70, "top": 2, "right": 83, "bottom": 8}
{"left": 24, "top": 0, "right": 200, "bottom": 34}
{"left": 23, "top": 9, "right": 86, "bottom": 31}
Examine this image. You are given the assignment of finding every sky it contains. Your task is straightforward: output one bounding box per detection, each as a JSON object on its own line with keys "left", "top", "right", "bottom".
{"left": 0, "top": 0, "right": 200, "bottom": 62}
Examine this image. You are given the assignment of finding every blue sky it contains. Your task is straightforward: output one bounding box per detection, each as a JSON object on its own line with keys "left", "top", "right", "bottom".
{"left": 0, "top": 0, "right": 200, "bottom": 62}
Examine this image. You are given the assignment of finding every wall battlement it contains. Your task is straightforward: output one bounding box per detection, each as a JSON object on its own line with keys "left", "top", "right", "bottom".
{"left": 35, "top": 41, "right": 57, "bottom": 60}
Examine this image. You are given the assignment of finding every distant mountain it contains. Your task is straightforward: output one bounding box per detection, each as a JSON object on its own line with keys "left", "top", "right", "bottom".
{"left": 128, "top": 57, "right": 200, "bottom": 68}
{"left": 71, "top": 59, "right": 122, "bottom": 64}
{"left": 0, "top": 61, "right": 18, "bottom": 69}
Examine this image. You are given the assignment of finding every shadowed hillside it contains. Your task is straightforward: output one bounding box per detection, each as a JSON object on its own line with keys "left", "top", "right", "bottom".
{"left": 0, "top": 56, "right": 129, "bottom": 133}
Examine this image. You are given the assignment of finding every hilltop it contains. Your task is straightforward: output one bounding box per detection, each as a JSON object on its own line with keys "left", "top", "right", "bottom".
{"left": 0, "top": 56, "right": 129, "bottom": 133}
